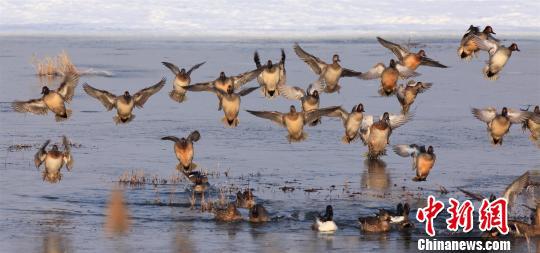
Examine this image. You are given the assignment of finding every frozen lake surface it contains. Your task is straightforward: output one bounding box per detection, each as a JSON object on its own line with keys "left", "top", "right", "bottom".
{"left": 0, "top": 36, "right": 539, "bottom": 252}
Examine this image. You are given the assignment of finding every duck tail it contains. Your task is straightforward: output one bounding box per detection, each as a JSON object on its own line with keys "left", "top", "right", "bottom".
{"left": 169, "top": 90, "right": 187, "bottom": 103}
{"left": 222, "top": 117, "right": 239, "bottom": 128}
{"left": 287, "top": 132, "right": 308, "bottom": 143}
{"left": 483, "top": 66, "right": 499, "bottom": 81}
{"left": 55, "top": 109, "right": 72, "bottom": 122}
{"left": 341, "top": 135, "right": 352, "bottom": 144}
{"left": 114, "top": 115, "right": 134, "bottom": 125}
{"left": 412, "top": 176, "right": 426, "bottom": 182}
{"left": 309, "top": 117, "right": 321, "bottom": 126}
{"left": 492, "top": 137, "right": 503, "bottom": 146}
{"left": 378, "top": 87, "right": 395, "bottom": 96}
{"left": 457, "top": 47, "right": 474, "bottom": 61}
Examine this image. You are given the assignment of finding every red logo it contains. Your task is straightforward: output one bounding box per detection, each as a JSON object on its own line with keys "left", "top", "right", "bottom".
{"left": 478, "top": 197, "right": 509, "bottom": 235}
{"left": 416, "top": 196, "right": 445, "bottom": 236}
{"left": 446, "top": 198, "right": 474, "bottom": 233}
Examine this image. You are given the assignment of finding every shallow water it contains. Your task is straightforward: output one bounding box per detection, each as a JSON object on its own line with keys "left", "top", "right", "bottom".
{"left": 0, "top": 36, "right": 539, "bottom": 252}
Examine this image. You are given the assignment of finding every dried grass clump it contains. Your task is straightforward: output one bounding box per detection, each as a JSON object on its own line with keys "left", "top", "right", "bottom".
{"left": 118, "top": 170, "right": 147, "bottom": 187}
{"left": 32, "top": 51, "right": 78, "bottom": 77}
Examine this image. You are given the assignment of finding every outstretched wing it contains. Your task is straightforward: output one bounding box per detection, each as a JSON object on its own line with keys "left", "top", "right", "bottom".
{"left": 34, "top": 139, "right": 50, "bottom": 168}
{"left": 278, "top": 85, "right": 305, "bottom": 100}
{"left": 395, "top": 64, "right": 421, "bottom": 79}
{"left": 12, "top": 98, "right": 48, "bottom": 115}
{"left": 359, "top": 63, "right": 385, "bottom": 80}
{"left": 293, "top": 43, "right": 327, "bottom": 75}
{"left": 307, "top": 78, "right": 326, "bottom": 94}
{"left": 133, "top": 77, "right": 166, "bottom": 108}
{"left": 340, "top": 68, "right": 362, "bottom": 77}
{"left": 187, "top": 61, "right": 206, "bottom": 76}
{"left": 232, "top": 68, "right": 264, "bottom": 89}
{"left": 56, "top": 72, "right": 80, "bottom": 102}
{"left": 62, "top": 135, "right": 73, "bottom": 171}
{"left": 393, "top": 144, "right": 420, "bottom": 157}
{"left": 161, "top": 136, "right": 181, "bottom": 143}
{"left": 388, "top": 113, "right": 413, "bottom": 129}
{"left": 472, "top": 35, "right": 499, "bottom": 56}
{"left": 361, "top": 114, "right": 374, "bottom": 131}
{"left": 502, "top": 171, "right": 540, "bottom": 207}
{"left": 396, "top": 84, "right": 406, "bottom": 103}
{"left": 238, "top": 86, "right": 259, "bottom": 97}
{"left": 246, "top": 110, "right": 285, "bottom": 126}
{"left": 254, "top": 51, "right": 262, "bottom": 68}
{"left": 162, "top": 62, "right": 180, "bottom": 75}
{"left": 507, "top": 109, "right": 532, "bottom": 124}
{"left": 83, "top": 83, "right": 117, "bottom": 111}
{"left": 304, "top": 106, "right": 341, "bottom": 125}
{"left": 326, "top": 106, "right": 349, "bottom": 124}
{"left": 377, "top": 37, "right": 410, "bottom": 61}
{"left": 188, "top": 131, "right": 201, "bottom": 142}
{"left": 185, "top": 81, "right": 215, "bottom": 92}
{"left": 471, "top": 107, "right": 497, "bottom": 123}
{"left": 420, "top": 57, "right": 448, "bottom": 68}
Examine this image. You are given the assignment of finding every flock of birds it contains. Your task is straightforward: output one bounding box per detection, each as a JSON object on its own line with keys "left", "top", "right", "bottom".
{"left": 10, "top": 25, "right": 540, "bottom": 233}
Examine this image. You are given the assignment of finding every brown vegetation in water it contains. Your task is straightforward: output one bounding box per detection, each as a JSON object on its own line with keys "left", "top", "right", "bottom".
{"left": 32, "top": 51, "right": 78, "bottom": 76}
{"left": 104, "top": 189, "right": 130, "bottom": 236}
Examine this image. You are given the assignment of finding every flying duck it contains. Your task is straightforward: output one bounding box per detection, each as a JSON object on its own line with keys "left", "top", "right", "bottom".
{"left": 327, "top": 103, "right": 366, "bottom": 143}
{"left": 360, "top": 59, "right": 420, "bottom": 96}
{"left": 185, "top": 68, "right": 263, "bottom": 94}
{"left": 161, "top": 130, "right": 201, "bottom": 171}
{"left": 360, "top": 112, "right": 413, "bottom": 159}
{"left": 376, "top": 36, "right": 448, "bottom": 70}
{"left": 83, "top": 78, "right": 165, "bottom": 124}
{"left": 472, "top": 36, "right": 519, "bottom": 80}
{"left": 254, "top": 49, "right": 286, "bottom": 98}
{"left": 278, "top": 78, "right": 326, "bottom": 126}
{"left": 458, "top": 25, "right": 499, "bottom": 60}
{"left": 312, "top": 205, "right": 337, "bottom": 232}
{"left": 293, "top": 43, "right": 362, "bottom": 93}
{"left": 393, "top": 144, "right": 436, "bottom": 181}
{"left": 34, "top": 136, "right": 73, "bottom": 183}
{"left": 12, "top": 72, "right": 79, "bottom": 121}
{"left": 246, "top": 105, "right": 340, "bottom": 143}
{"left": 161, "top": 61, "right": 205, "bottom": 102}
{"left": 396, "top": 80, "right": 432, "bottom": 113}
{"left": 522, "top": 105, "right": 540, "bottom": 144}
{"left": 472, "top": 107, "right": 531, "bottom": 145}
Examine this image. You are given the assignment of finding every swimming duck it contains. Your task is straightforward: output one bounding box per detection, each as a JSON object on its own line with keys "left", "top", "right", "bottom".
{"left": 278, "top": 78, "right": 326, "bottom": 126}
{"left": 382, "top": 203, "right": 412, "bottom": 226}
{"left": 187, "top": 85, "right": 258, "bottom": 127}
{"left": 471, "top": 107, "right": 531, "bottom": 145}
{"left": 360, "top": 112, "right": 413, "bottom": 159}
{"left": 472, "top": 36, "right": 519, "bottom": 80}
{"left": 376, "top": 37, "right": 448, "bottom": 70}
{"left": 185, "top": 68, "right": 263, "bottom": 94}
{"left": 246, "top": 105, "right": 340, "bottom": 143}
{"left": 312, "top": 205, "right": 338, "bottom": 232}
{"left": 34, "top": 136, "right": 73, "bottom": 183}
{"left": 254, "top": 49, "right": 286, "bottom": 98}
{"left": 236, "top": 189, "right": 256, "bottom": 209}
{"left": 161, "top": 61, "right": 205, "bottom": 103}
{"left": 360, "top": 59, "right": 420, "bottom": 96}
{"left": 162, "top": 131, "right": 201, "bottom": 171}
{"left": 396, "top": 80, "right": 432, "bottom": 113}
{"left": 522, "top": 105, "right": 540, "bottom": 143}
{"left": 12, "top": 72, "right": 79, "bottom": 121}
{"left": 393, "top": 144, "right": 436, "bottom": 181}
{"left": 293, "top": 43, "right": 362, "bottom": 93}
{"left": 327, "top": 103, "right": 366, "bottom": 143}
{"left": 182, "top": 170, "right": 209, "bottom": 192}
{"left": 358, "top": 209, "right": 391, "bottom": 233}
{"left": 249, "top": 204, "right": 270, "bottom": 223}
{"left": 458, "top": 25, "right": 498, "bottom": 61}
{"left": 214, "top": 203, "right": 243, "bottom": 222}
{"left": 83, "top": 78, "right": 165, "bottom": 124}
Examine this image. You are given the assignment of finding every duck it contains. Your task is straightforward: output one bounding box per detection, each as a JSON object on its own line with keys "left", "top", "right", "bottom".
{"left": 360, "top": 59, "right": 420, "bottom": 96}
{"left": 12, "top": 72, "right": 79, "bottom": 121}
{"left": 393, "top": 144, "right": 436, "bottom": 181}
{"left": 312, "top": 205, "right": 337, "bottom": 232}
{"left": 278, "top": 78, "right": 325, "bottom": 126}
{"left": 327, "top": 103, "right": 366, "bottom": 143}
{"left": 293, "top": 43, "right": 362, "bottom": 93}
{"left": 214, "top": 203, "right": 243, "bottom": 222}
{"left": 161, "top": 131, "right": 201, "bottom": 171}
{"left": 246, "top": 105, "right": 340, "bottom": 143}
{"left": 185, "top": 68, "right": 263, "bottom": 94}
{"left": 360, "top": 112, "right": 413, "bottom": 159}
{"left": 471, "top": 107, "right": 531, "bottom": 145}
{"left": 254, "top": 49, "right": 286, "bottom": 98}
{"left": 382, "top": 203, "right": 412, "bottom": 228}
{"left": 522, "top": 105, "right": 540, "bottom": 143}
{"left": 182, "top": 170, "right": 209, "bottom": 192}
{"left": 249, "top": 204, "right": 270, "bottom": 223}
{"left": 458, "top": 25, "right": 498, "bottom": 61}
{"left": 83, "top": 78, "right": 165, "bottom": 124}
{"left": 509, "top": 203, "right": 540, "bottom": 237}
{"left": 187, "top": 85, "right": 258, "bottom": 127}
{"left": 236, "top": 189, "right": 256, "bottom": 209}
{"left": 358, "top": 209, "right": 391, "bottom": 233}
{"left": 376, "top": 36, "right": 448, "bottom": 70}
{"left": 34, "top": 136, "right": 73, "bottom": 183}
{"left": 396, "top": 80, "right": 432, "bottom": 113}
{"left": 472, "top": 36, "right": 519, "bottom": 80}
{"left": 161, "top": 61, "right": 205, "bottom": 103}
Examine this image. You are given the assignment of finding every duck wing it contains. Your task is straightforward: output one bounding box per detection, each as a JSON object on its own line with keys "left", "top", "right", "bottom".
{"left": 507, "top": 108, "right": 532, "bottom": 124}
{"left": 278, "top": 84, "right": 306, "bottom": 100}
{"left": 472, "top": 35, "right": 499, "bottom": 56}
{"left": 388, "top": 113, "right": 413, "bottom": 129}
{"left": 161, "top": 136, "right": 181, "bottom": 143}
{"left": 185, "top": 81, "right": 215, "bottom": 92}
{"left": 293, "top": 43, "right": 327, "bottom": 75}
{"left": 56, "top": 72, "right": 80, "bottom": 102}
{"left": 396, "top": 84, "right": 406, "bottom": 103}
{"left": 307, "top": 78, "right": 326, "bottom": 94}
{"left": 62, "top": 135, "right": 73, "bottom": 171}
{"left": 377, "top": 37, "right": 410, "bottom": 61}
{"left": 83, "top": 83, "right": 118, "bottom": 111}
{"left": 188, "top": 130, "right": 201, "bottom": 142}
{"left": 304, "top": 106, "right": 341, "bottom": 125}
{"left": 420, "top": 57, "right": 448, "bottom": 68}
{"left": 232, "top": 68, "right": 264, "bottom": 89}
{"left": 187, "top": 61, "right": 206, "bottom": 76}
{"left": 246, "top": 110, "right": 285, "bottom": 126}
{"left": 359, "top": 63, "right": 386, "bottom": 80}
{"left": 395, "top": 64, "right": 421, "bottom": 79}
{"left": 238, "top": 86, "right": 259, "bottom": 97}
{"left": 340, "top": 68, "right": 363, "bottom": 78}
{"left": 12, "top": 98, "right": 48, "bottom": 115}
{"left": 393, "top": 144, "right": 421, "bottom": 157}
{"left": 325, "top": 106, "right": 349, "bottom": 125}
{"left": 471, "top": 107, "right": 497, "bottom": 123}
{"left": 162, "top": 62, "right": 181, "bottom": 75}
{"left": 34, "top": 139, "right": 50, "bottom": 168}
{"left": 133, "top": 77, "right": 166, "bottom": 108}
{"left": 502, "top": 171, "right": 540, "bottom": 207}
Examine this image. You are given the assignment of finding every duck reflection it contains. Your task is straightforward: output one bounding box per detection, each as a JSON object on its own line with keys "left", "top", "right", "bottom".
{"left": 104, "top": 189, "right": 130, "bottom": 236}
{"left": 40, "top": 232, "right": 72, "bottom": 253}
{"left": 361, "top": 159, "right": 391, "bottom": 191}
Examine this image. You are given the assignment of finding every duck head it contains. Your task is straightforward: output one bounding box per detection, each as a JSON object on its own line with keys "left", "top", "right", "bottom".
{"left": 266, "top": 60, "right": 273, "bottom": 69}
{"left": 311, "top": 90, "right": 319, "bottom": 99}
{"left": 180, "top": 68, "right": 186, "bottom": 74}
{"left": 509, "top": 43, "right": 520, "bottom": 52}
{"left": 403, "top": 203, "right": 410, "bottom": 216}
{"left": 219, "top": 71, "right": 227, "bottom": 82}
{"left": 382, "top": 112, "right": 390, "bottom": 123}
{"left": 332, "top": 54, "right": 340, "bottom": 63}
{"left": 417, "top": 49, "right": 427, "bottom": 58}
{"left": 123, "top": 91, "right": 131, "bottom": 99}
{"left": 355, "top": 103, "right": 365, "bottom": 113}
{"left": 389, "top": 59, "right": 397, "bottom": 68}
{"left": 534, "top": 105, "right": 539, "bottom": 113}
{"left": 51, "top": 144, "right": 59, "bottom": 152}
{"left": 483, "top": 26, "right": 496, "bottom": 34}
{"left": 226, "top": 85, "right": 234, "bottom": 94}
{"left": 501, "top": 107, "right": 508, "bottom": 117}
{"left": 289, "top": 105, "right": 297, "bottom": 113}
{"left": 427, "top": 146, "right": 434, "bottom": 154}
{"left": 177, "top": 137, "right": 189, "bottom": 148}
{"left": 250, "top": 204, "right": 268, "bottom": 219}
{"left": 323, "top": 205, "right": 334, "bottom": 221}
{"left": 41, "top": 86, "right": 50, "bottom": 95}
